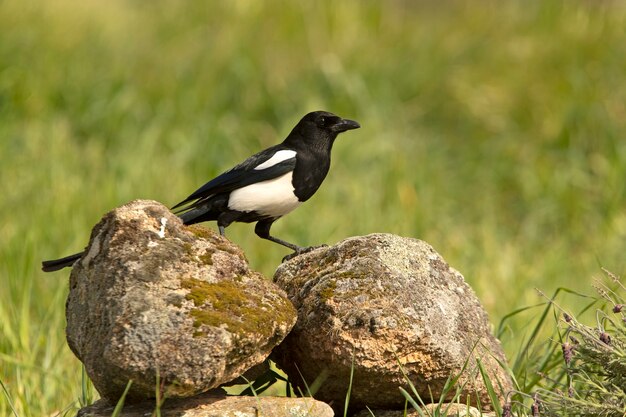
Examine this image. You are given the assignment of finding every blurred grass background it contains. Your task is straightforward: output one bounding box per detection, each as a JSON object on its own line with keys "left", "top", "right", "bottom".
{"left": 1, "top": 0, "right": 625, "bottom": 414}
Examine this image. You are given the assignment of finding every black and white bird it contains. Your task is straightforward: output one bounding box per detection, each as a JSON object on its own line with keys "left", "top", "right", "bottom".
{"left": 42, "top": 110, "right": 360, "bottom": 272}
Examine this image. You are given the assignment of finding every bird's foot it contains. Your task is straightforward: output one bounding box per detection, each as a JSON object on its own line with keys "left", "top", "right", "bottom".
{"left": 282, "top": 244, "right": 328, "bottom": 263}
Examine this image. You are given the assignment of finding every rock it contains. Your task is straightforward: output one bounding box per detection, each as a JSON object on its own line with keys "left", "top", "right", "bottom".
{"left": 353, "top": 403, "right": 495, "bottom": 417}
{"left": 273, "top": 233, "right": 512, "bottom": 413}
{"left": 77, "top": 391, "right": 334, "bottom": 417}
{"left": 66, "top": 200, "right": 296, "bottom": 402}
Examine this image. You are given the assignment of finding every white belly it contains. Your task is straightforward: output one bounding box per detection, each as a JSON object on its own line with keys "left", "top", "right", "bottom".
{"left": 228, "top": 172, "right": 302, "bottom": 218}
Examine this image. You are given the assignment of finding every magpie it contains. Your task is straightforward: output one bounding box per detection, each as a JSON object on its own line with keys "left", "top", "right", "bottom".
{"left": 42, "top": 110, "right": 360, "bottom": 272}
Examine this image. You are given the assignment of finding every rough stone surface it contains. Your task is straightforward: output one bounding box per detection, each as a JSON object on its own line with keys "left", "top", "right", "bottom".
{"left": 77, "top": 392, "right": 334, "bottom": 417}
{"left": 353, "top": 403, "right": 495, "bottom": 417}
{"left": 66, "top": 200, "right": 296, "bottom": 402}
{"left": 273, "top": 233, "right": 512, "bottom": 413}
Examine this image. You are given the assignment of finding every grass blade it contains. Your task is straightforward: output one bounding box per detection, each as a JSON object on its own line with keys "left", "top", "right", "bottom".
{"left": 343, "top": 349, "right": 355, "bottom": 417}
{"left": 477, "top": 358, "right": 502, "bottom": 416}
{"left": 398, "top": 387, "right": 426, "bottom": 417}
{"left": 79, "top": 365, "right": 93, "bottom": 407}
{"left": 111, "top": 380, "right": 133, "bottom": 417}
{"left": 0, "top": 377, "right": 19, "bottom": 417}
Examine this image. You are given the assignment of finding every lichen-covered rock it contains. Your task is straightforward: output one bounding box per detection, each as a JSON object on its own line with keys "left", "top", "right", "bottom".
{"left": 77, "top": 391, "right": 334, "bottom": 417}
{"left": 66, "top": 200, "right": 296, "bottom": 402}
{"left": 273, "top": 233, "right": 512, "bottom": 412}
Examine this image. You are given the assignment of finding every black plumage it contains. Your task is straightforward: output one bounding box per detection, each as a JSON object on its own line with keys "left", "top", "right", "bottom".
{"left": 42, "top": 111, "right": 360, "bottom": 272}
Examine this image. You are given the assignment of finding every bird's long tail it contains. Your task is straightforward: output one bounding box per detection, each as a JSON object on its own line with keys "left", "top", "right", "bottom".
{"left": 175, "top": 196, "right": 225, "bottom": 226}
{"left": 178, "top": 206, "right": 216, "bottom": 225}
{"left": 41, "top": 252, "right": 84, "bottom": 272}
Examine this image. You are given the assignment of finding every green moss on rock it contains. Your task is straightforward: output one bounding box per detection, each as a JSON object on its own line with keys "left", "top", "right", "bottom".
{"left": 185, "top": 225, "right": 215, "bottom": 240}
{"left": 319, "top": 280, "right": 337, "bottom": 300}
{"left": 182, "top": 242, "right": 194, "bottom": 257}
{"left": 198, "top": 248, "right": 215, "bottom": 265}
{"left": 181, "top": 278, "right": 294, "bottom": 340}
{"left": 182, "top": 278, "right": 247, "bottom": 309}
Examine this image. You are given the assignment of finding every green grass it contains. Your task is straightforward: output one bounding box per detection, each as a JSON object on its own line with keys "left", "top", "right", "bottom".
{"left": 1, "top": 0, "right": 626, "bottom": 415}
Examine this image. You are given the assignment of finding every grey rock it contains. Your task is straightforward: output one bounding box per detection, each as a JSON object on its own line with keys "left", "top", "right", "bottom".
{"left": 77, "top": 391, "right": 334, "bottom": 417}
{"left": 66, "top": 200, "right": 296, "bottom": 402}
{"left": 353, "top": 403, "right": 496, "bottom": 417}
{"left": 273, "top": 233, "right": 512, "bottom": 413}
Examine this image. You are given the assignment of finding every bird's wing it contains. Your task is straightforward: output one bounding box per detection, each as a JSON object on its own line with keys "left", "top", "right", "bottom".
{"left": 172, "top": 145, "right": 297, "bottom": 211}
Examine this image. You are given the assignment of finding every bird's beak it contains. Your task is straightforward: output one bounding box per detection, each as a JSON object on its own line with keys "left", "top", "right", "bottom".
{"left": 332, "top": 118, "right": 361, "bottom": 133}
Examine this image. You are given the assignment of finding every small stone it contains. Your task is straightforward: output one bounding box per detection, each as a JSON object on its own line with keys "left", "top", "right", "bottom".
{"left": 66, "top": 200, "right": 296, "bottom": 402}
{"left": 353, "top": 403, "right": 495, "bottom": 417}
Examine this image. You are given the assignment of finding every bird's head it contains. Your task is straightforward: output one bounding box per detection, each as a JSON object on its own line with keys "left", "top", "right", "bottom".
{"left": 285, "top": 111, "right": 360, "bottom": 150}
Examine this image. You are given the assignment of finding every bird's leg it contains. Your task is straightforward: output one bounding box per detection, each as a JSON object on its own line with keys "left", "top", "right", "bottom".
{"left": 255, "top": 219, "right": 307, "bottom": 250}
{"left": 217, "top": 211, "right": 238, "bottom": 237}
{"left": 255, "top": 219, "right": 303, "bottom": 252}
{"left": 281, "top": 244, "right": 329, "bottom": 262}
{"left": 255, "top": 220, "right": 326, "bottom": 262}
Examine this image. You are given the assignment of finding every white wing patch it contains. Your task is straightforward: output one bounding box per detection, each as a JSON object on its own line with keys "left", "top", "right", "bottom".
{"left": 228, "top": 172, "right": 301, "bottom": 217}
{"left": 254, "top": 149, "right": 297, "bottom": 170}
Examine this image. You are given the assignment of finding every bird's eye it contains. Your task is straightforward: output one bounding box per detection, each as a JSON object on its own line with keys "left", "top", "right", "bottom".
{"left": 319, "top": 116, "right": 326, "bottom": 125}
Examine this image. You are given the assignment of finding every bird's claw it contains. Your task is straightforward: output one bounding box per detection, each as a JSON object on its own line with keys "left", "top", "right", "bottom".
{"left": 282, "top": 244, "right": 328, "bottom": 262}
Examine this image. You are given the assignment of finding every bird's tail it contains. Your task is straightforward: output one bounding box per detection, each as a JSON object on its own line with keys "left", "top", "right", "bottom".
{"left": 42, "top": 252, "right": 83, "bottom": 272}
{"left": 175, "top": 195, "right": 226, "bottom": 226}
{"left": 178, "top": 205, "right": 219, "bottom": 225}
